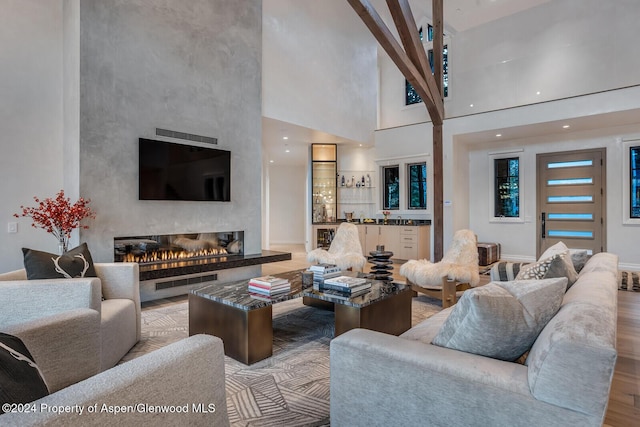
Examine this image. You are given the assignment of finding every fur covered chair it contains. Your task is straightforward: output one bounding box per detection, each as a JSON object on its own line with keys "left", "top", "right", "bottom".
{"left": 307, "top": 222, "right": 367, "bottom": 271}
{"left": 400, "top": 229, "right": 480, "bottom": 308}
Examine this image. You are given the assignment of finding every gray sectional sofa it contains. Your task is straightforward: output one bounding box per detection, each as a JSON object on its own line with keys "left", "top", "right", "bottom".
{"left": 330, "top": 252, "right": 619, "bottom": 426}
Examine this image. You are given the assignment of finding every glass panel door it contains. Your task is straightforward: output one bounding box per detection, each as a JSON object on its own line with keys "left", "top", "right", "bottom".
{"left": 536, "top": 149, "right": 605, "bottom": 257}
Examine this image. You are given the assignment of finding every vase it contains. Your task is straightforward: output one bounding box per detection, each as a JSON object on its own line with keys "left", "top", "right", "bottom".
{"left": 58, "top": 237, "right": 68, "bottom": 255}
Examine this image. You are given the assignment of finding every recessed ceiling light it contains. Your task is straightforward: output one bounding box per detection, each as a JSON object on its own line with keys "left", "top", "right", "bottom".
{"left": 562, "top": 125, "right": 570, "bottom": 129}
{"left": 285, "top": 149, "right": 290, "bottom": 153}
{"left": 269, "top": 160, "right": 274, "bottom": 163}
{"left": 283, "top": 136, "right": 288, "bottom": 140}
{"left": 469, "top": 104, "right": 474, "bottom": 107}
{"left": 496, "top": 133, "right": 502, "bottom": 137}
{"left": 536, "top": 91, "right": 541, "bottom": 95}
{"left": 359, "top": 144, "right": 363, "bottom": 147}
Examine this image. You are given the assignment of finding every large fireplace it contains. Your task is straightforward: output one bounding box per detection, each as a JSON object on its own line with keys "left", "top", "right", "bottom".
{"left": 114, "top": 231, "right": 244, "bottom": 280}
{"left": 114, "top": 231, "right": 292, "bottom": 302}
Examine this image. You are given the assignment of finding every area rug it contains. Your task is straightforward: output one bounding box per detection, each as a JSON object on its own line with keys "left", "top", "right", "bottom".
{"left": 619, "top": 270, "right": 640, "bottom": 292}
{"left": 121, "top": 295, "right": 442, "bottom": 426}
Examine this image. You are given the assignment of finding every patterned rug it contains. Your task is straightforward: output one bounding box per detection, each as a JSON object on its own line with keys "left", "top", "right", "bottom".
{"left": 121, "top": 295, "right": 442, "bottom": 426}
{"left": 619, "top": 270, "right": 640, "bottom": 292}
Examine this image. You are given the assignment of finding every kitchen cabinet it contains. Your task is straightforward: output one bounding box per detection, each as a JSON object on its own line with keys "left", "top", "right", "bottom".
{"left": 358, "top": 224, "right": 430, "bottom": 260}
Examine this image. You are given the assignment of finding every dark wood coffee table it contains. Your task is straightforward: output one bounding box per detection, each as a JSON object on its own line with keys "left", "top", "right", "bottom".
{"left": 302, "top": 281, "right": 412, "bottom": 337}
{"left": 188, "top": 270, "right": 412, "bottom": 364}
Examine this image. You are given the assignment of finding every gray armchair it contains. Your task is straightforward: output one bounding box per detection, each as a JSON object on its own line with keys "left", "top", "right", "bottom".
{"left": 0, "top": 334, "right": 230, "bottom": 427}
{"left": 0, "top": 263, "right": 140, "bottom": 391}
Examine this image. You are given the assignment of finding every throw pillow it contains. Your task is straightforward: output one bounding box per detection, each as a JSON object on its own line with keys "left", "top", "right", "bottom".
{"left": 538, "top": 241, "right": 570, "bottom": 261}
{"left": 0, "top": 333, "right": 49, "bottom": 412}
{"left": 431, "top": 277, "right": 568, "bottom": 361}
{"left": 569, "top": 249, "right": 591, "bottom": 273}
{"left": 515, "top": 255, "right": 557, "bottom": 280}
{"left": 490, "top": 261, "right": 527, "bottom": 281}
{"left": 538, "top": 242, "right": 579, "bottom": 287}
{"left": 22, "top": 242, "right": 97, "bottom": 280}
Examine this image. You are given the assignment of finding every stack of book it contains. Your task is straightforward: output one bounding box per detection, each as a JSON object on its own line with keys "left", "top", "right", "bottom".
{"left": 309, "top": 264, "right": 342, "bottom": 290}
{"left": 248, "top": 275, "right": 291, "bottom": 301}
{"left": 320, "top": 275, "right": 372, "bottom": 300}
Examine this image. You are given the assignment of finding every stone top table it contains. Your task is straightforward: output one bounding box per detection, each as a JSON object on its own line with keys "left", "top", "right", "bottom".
{"left": 190, "top": 268, "right": 307, "bottom": 311}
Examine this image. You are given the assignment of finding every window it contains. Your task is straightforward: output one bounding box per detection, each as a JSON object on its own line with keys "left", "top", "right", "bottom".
{"left": 631, "top": 146, "right": 640, "bottom": 219}
{"left": 494, "top": 157, "right": 520, "bottom": 218}
{"left": 408, "top": 162, "right": 427, "bottom": 209}
{"left": 405, "top": 23, "right": 448, "bottom": 106}
{"left": 383, "top": 166, "right": 400, "bottom": 210}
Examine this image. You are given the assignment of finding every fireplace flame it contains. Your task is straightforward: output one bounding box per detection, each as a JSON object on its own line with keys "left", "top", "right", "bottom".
{"left": 122, "top": 247, "right": 228, "bottom": 264}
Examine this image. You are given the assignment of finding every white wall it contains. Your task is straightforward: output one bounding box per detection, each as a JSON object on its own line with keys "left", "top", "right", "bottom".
{"left": 0, "top": 0, "right": 64, "bottom": 271}
{"left": 468, "top": 129, "right": 640, "bottom": 270}
{"left": 375, "top": 85, "right": 640, "bottom": 267}
{"left": 378, "top": 0, "right": 640, "bottom": 129}
{"left": 268, "top": 164, "right": 306, "bottom": 245}
{"left": 262, "top": 0, "right": 377, "bottom": 145}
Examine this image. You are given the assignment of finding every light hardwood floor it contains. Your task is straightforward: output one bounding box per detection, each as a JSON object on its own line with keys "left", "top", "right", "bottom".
{"left": 604, "top": 290, "right": 640, "bottom": 426}
{"left": 265, "top": 244, "right": 640, "bottom": 426}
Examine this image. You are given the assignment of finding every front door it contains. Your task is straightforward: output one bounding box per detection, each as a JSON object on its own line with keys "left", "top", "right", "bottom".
{"left": 536, "top": 149, "right": 606, "bottom": 258}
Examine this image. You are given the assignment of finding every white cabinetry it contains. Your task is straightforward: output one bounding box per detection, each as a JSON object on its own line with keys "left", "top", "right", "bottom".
{"left": 357, "top": 224, "right": 430, "bottom": 261}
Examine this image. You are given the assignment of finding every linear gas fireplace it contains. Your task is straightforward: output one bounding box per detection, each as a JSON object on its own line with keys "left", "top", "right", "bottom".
{"left": 114, "top": 231, "right": 244, "bottom": 280}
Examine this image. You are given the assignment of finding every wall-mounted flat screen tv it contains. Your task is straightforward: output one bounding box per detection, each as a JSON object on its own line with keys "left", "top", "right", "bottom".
{"left": 139, "top": 138, "right": 231, "bottom": 201}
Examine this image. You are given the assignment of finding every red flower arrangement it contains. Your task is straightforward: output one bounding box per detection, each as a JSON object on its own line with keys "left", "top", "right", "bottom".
{"left": 15, "top": 190, "right": 96, "bottom": 253}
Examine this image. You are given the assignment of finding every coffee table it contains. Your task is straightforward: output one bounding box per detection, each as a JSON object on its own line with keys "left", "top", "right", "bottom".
{"left": 302, "top": 280, "right": 412, "bottom": 337}
{"left": 188, "top": 270, "right": 412, "bottom": 364}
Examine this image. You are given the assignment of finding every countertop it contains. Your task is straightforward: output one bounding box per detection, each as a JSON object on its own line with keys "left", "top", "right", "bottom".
{"left": 312, "top": 220, "right": 431, "bottom": 226}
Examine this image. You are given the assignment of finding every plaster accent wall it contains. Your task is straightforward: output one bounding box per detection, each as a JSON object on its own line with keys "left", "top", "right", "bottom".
{"left": 0, "top": 0, "right": 64, "bottom": 271}
{"left": 68, "top": 0, "right": 262, "bottom": 261}
{"left": 262, "top": 0, "right": 377, "bottom": 145}
{"left": 378, "top": 0, "right": 640, "bottom": 129}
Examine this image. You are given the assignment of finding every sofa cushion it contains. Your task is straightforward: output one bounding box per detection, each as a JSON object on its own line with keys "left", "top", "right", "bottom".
{"left": 0, "top": 333, "right": 49, "bottom": 412}
{"left": 100, "top": 299, "right": 138, "bottom": 370}
{"left": 431, "top": 277, "right": 568, "bottom": 361}
{"left": 22, "top": 243, "right": 97, "bottom": 280}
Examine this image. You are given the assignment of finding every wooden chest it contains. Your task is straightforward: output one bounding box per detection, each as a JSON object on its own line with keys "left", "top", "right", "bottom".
{"left": 477, "top": 243, "right": 501, "bottom": 266}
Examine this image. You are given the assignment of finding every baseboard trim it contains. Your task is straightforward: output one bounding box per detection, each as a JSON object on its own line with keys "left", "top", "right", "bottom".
{"left": 619, "top": 262, "right": 640, "bottom": 272}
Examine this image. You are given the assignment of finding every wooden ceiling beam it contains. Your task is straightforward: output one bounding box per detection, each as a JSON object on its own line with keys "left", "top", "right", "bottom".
{"left": 347, "top": 0, "right": 443, "bottom": 125}
{"left": 386, "top": 0, "right": 443, "bottom": 123}
{"left": 432, "top": 0, "right": 444, "bottom": 94}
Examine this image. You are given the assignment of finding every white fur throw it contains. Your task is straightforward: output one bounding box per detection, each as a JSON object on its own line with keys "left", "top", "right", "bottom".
{"left": 307, "top": 223, "right": 367, "bottom": 271}
{"left": 400, "top": 229, "right": 480, "bottom": 288}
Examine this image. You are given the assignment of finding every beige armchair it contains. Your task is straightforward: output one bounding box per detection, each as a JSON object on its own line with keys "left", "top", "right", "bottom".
{"left": 0, "top": 263, "right": 140, "bottom": 391}
{"left": 400, "top": 229, "right": 480, "bottom": 308}
{"left": 307, "top": 222, "right": 367, "bottom": 271}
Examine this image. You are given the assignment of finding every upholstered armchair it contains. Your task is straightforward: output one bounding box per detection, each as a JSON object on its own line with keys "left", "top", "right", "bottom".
{"left": 0, "top": 263, "right": 140, "bottom": 391}
{"left": 400, "top": 229, "right": 480, "bottom": 308}
{"left": 307, "top": 222, "right": 367, "bottom": 271}
{"left": 0, "top": 335, "right": 230, "bottom": 427}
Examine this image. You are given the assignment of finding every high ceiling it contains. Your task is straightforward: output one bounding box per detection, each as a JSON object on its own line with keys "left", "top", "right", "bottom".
{"left": 263, "top": 0, "right": 556, "bottom": 166}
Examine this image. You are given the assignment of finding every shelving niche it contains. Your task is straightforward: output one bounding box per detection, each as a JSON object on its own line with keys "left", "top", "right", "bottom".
{"left": 338, "top": 170, "right": 376, "bottom": 220}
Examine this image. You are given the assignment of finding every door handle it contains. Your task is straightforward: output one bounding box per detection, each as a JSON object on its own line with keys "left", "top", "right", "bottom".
{"left": 541, "top": 212, "right": 546, "bottom": 238}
